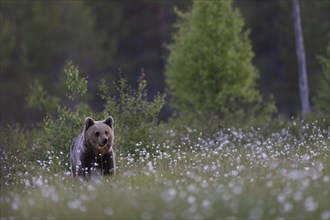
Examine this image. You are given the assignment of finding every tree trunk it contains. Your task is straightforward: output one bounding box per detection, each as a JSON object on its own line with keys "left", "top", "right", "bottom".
{"left": 292, "top": 0, "right": 311, "bottom": 115}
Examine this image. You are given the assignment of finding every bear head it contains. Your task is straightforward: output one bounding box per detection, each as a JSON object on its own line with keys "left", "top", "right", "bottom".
{"left": 83, "top": 116, "right": 114, "bottom": 155}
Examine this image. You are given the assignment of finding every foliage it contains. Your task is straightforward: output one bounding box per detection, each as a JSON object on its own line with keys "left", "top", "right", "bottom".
{"left": 1, "top": 120, "right": 329, "bottom": 219}
{"left": 0, "top": 124, "right": 39, "bottom": 185}
{"left": 1, "top": 1, "right": 329, "bottom": 126}
{"left": 165, "top": 0, "right": 274, "bottom": 128}
{"left": 98, "top": 73, "right": 166, "bottom": 155}
{"left": 27, "top": 62, "right": 165, "bottom": 171}
{"left": 0, "top": 0, "right": 107, "bottom": 125}
{"left": 64, "top": 61, "right": 88, "bottom": 101}
{"left": 34, "top": 62, "right": 93, "bottom": 172}
{"left": 272, "top": 0, "right": 330, "bottom": 116}
{"left": 41, "top": 104, "right": 92, "bottom": 166}
{"left": 314, "top": 38, "right": 330, "bottom": 113}
{"left": 26, "top": 79, "right": 60, "bottom": 113}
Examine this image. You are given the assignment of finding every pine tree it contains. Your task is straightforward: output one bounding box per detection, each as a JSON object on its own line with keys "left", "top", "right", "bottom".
{"left": 165, "top": 0, "right": 272, "bottom": 125}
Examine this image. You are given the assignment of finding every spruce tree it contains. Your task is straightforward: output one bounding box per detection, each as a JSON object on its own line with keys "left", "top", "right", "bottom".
{"left": 165, "top": 0, "right": 272, "bottom": 124}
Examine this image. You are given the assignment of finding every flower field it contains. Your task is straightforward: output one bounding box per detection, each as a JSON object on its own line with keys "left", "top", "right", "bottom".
{"left": 1, "top": 120, "right": 329, "bottom": 219}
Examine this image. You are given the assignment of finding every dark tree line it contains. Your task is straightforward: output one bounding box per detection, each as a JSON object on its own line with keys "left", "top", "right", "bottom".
{"left": 0, "top": 0, "right": 329, "bottom": 126}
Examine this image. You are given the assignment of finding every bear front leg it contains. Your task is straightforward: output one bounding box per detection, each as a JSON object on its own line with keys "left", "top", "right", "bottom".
{"left": 70, "top": 157, "right": 76, "bottom": 177}
{"left": 101, "top": 150, "right": 116, "bottom": 176}
{"left": 76, "top": 162, "right": 86, "bottom": 177}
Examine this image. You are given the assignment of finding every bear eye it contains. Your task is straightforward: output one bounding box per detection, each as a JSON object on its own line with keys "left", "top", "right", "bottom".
{"left": 95, "top": 132, "right": 100, "bottom": 137}
{"left": 105, "top": 131, "right": 108, "bottom": 135}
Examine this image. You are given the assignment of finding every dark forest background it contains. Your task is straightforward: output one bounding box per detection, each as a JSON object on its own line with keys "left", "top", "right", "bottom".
{"left": 1, "top": 0, "right": 329, "bottom": 127}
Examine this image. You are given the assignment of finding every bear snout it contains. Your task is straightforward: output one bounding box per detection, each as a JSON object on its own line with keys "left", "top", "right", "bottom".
{"left": 102, "top": 138, "right": 108, "bottom": 146}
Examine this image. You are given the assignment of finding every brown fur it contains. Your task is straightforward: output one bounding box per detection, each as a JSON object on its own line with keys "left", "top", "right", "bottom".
{"left": 70, "top": 116, "right": 116, "bottom": 178}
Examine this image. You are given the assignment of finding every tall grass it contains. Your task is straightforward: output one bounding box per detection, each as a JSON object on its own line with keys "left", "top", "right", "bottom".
{"left": 2, "top": 63, "right": 329, "bottom": 219}
{"left": 1, "top": 119, "right": 329, "bottom": 219}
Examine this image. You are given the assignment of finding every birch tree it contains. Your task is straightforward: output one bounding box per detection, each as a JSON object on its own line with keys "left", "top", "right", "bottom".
{"left": 292, "top": 0, "right": 311, "bottom": 115}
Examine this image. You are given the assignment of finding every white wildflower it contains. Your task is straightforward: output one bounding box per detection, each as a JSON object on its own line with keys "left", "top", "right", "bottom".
{"left": 304, "top": 196, "right": 318, "bottom": 212}
{"left": 282, "top": 202, "right": 293, "bottom": 213}
{"left": 104, "top": 207, "right": 113, "bottom": 216}
{"left": 187, "top": 195, "right": 196, "bottom": 204}
{"left": 321, "top": 210, "right": 330, "bottom": 220}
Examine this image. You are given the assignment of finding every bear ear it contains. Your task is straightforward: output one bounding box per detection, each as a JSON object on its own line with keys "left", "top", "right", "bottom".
{"left": 84, "top": 117, "right": 95, "bottom": 132}
{"left": 104, "top": 116, "right": 114, "bottom": 129}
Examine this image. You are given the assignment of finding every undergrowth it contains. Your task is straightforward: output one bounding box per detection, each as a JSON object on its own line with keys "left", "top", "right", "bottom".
{"left": 1, "top": 62, "right": 329, "bottom": 219}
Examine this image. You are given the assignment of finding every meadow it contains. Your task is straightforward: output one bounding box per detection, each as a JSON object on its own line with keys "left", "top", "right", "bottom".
{"left": 1, "top": 119, "right": 329, "bottom": 219}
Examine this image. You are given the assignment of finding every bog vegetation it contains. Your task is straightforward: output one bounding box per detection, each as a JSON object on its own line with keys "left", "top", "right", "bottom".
{"left": 1, "top": 62, "right": 329, "bottom": 220}
{"left": 1, "top": 118, "right": 330, "bottom": 219}
{"left": 1, "top": 1, "right": 329, "bottom": 219}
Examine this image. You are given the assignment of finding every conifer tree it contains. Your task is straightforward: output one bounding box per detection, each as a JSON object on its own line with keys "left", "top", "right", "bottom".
{"left": 165, "top": 0, "right": 272, "bottom": 124}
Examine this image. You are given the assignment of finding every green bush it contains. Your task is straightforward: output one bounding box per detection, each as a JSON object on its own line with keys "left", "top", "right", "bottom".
{"left": 27, "top": 62, "right": 165, "bottom": 171}
{"left": 165, "top": 0, "right": 275, "bottom": 129}
{"left": 64, "top": 61, "right": 88, "bottom": 101}
{"left": 98, "top": 73, "right": 166, "bottom": 156}
{"left": 35, "top": 62, "right": 93, "bottom": 172}
{"left": 0, "top": 124, "right": 38, "bottom": 185}
{"left": 26, "top": 79, "right": 60, "bottom": 113}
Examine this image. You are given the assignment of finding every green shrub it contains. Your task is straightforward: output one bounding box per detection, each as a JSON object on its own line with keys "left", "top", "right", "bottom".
{"left": 165, "top": 0, "right": 275, "bottom": 129}
{"left": 27, "top": 62, "right": 166, "bottom": 171}
{"left": 39, "top": 62, "right": 91, "bottom": 156}
{"left": 98, "top": 73, "right": 166, "bottom": 156}
{"left": 26, "top": 79, "right": 60, "bottom": 113}
{"left": 64, "top": 61, "right": 88, "bottom": 101}
{"left": 0, "top": 124, "right": 38, "bottom": 185}
{"left": 27, "top": 62, "right": 93, "bottom": 172}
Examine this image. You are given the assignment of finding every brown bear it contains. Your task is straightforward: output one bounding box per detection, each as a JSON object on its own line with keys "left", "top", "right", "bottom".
{"left": 70, "top": 116, "right": 116, "bottom": 178}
